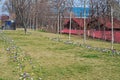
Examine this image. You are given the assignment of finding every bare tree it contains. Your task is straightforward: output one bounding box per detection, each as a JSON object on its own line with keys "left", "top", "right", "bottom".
{"left": 7, "top": 0, "right": 32, "bottom": 34}
{"left": 107, "top": 0, "right": 120, "bottom": 49}
{"left": 89, "top": 0, "right": 120, "bottom": 49}
{"left": 76, "top": 0, "right": 89, "bottom": 44}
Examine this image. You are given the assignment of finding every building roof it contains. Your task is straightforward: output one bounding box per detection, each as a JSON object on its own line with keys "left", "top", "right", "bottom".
{"left": 0, "top": 15, "right": 9, "bottom": 21}
{"left": 64, "top": 17, "right": 120, "bottom": 29}
{"left": 72, "top": 7, "right": 90, "bottom": 17}
{"left": 96, "top": 17, "right": 120, "bottom": 29}
{"left": 64, "top": 18, "right": 90, "bottom": 28}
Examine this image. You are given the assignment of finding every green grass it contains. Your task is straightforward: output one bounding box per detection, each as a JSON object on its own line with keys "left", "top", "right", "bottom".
{"left": 0, "top": 29, "right": 120, "bottom": 80}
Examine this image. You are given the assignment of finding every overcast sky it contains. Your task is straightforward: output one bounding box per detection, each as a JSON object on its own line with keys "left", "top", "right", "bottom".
{"left": 74, "top": 0, "right": 89, "bottom": 7}
{"left": 0, "top": 0, "right": 89, "bottom": 16}
{"left": 0, "top": 0, "right": 9, "bottom": 16}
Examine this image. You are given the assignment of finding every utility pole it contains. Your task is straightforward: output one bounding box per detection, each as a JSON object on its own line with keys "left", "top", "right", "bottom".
{"left": 60, "top": 13, "right": 62, "bottom": 35}
{"left": 111, "top": 7, "right": 114, "bottom": 50}
{"left": 69, "top": 11, "right": 72, "bottom": 41}
{"left": 84, "top": 0, "right": 86, "bottom": 44}
{"left": 57, "top": 11, "right": 60, "bottom": 35}
{"left": 35, "top": 0, "right": 38, "bottom": 30}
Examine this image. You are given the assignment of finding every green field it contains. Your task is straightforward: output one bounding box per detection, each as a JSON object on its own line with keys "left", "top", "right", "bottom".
{"left": 0, "top": 30, "right": 120, "bottom": 80}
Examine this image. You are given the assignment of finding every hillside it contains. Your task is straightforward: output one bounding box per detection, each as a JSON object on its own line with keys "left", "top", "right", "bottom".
{"left": 0, "top": 30, "right": 120, "bottom": 80}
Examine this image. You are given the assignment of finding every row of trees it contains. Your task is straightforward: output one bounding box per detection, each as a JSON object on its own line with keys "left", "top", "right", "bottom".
{"left": 90, "top": 0, "right": 120, "bottom": 49}
{"left": 6, "top": 0, "right": 120, "bottom": 31}
{"left": 5, "top": 0, "right": 74, "bottom": 34}
{"left": 5, "top": 0, "right": 120, "bottom": 49}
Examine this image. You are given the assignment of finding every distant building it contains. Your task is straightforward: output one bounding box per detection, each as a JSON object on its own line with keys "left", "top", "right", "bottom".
{"left": 61, "top": 17, "right": 120, "bottom": 43}
{"left": 72, "top": 7, "right": 90, "bottom": 18}
{"left": 0, "top": 15, "right": 16, "bottom": 30}
{"left": 87, "top": 17, "right": 120, "bottom": 31}
{"left": 2, "top": 20, "right": 16, "bottom": 30}
{"left": 0, "top": 15, "right": 9, "bottom": 29}
{"left": 0, "top": 15, "right": 9, "bottom": 21}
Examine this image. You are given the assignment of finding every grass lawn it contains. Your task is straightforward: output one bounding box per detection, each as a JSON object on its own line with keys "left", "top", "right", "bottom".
{"left": 0, "top": 29, "right": 120, "bottom": 80}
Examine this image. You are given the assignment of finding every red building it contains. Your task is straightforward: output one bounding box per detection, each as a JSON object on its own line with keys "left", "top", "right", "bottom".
{"left": 0, "top": 15, "right": 9, "bottom": 21}
{"left": 61, "top": 17, "right": 120, "bottom": 43}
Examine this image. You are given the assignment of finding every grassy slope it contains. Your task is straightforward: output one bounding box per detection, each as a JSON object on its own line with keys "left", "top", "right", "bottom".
{"left": 0, "top": 37, "right": 18, "bottom": 80}
{"left": 0, "top": 30, "right": 120, "bottom": 80}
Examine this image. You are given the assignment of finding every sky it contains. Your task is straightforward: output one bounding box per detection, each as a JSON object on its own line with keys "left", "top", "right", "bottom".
{"left": 0, "top": 0, "right": 9, "bottom": 16}
{"left": 74, "top": 0, "right": 89, "bottom": 7}
{"left": 0, "top": 0, "right": 89, "bottom": 16}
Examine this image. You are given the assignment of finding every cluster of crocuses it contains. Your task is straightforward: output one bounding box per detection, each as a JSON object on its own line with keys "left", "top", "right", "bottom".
{"left": 0, "top": 31, "right": 42, "bottom": 80}
{"left": 51, "top": 37, "right": 120, "bottom": 56}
